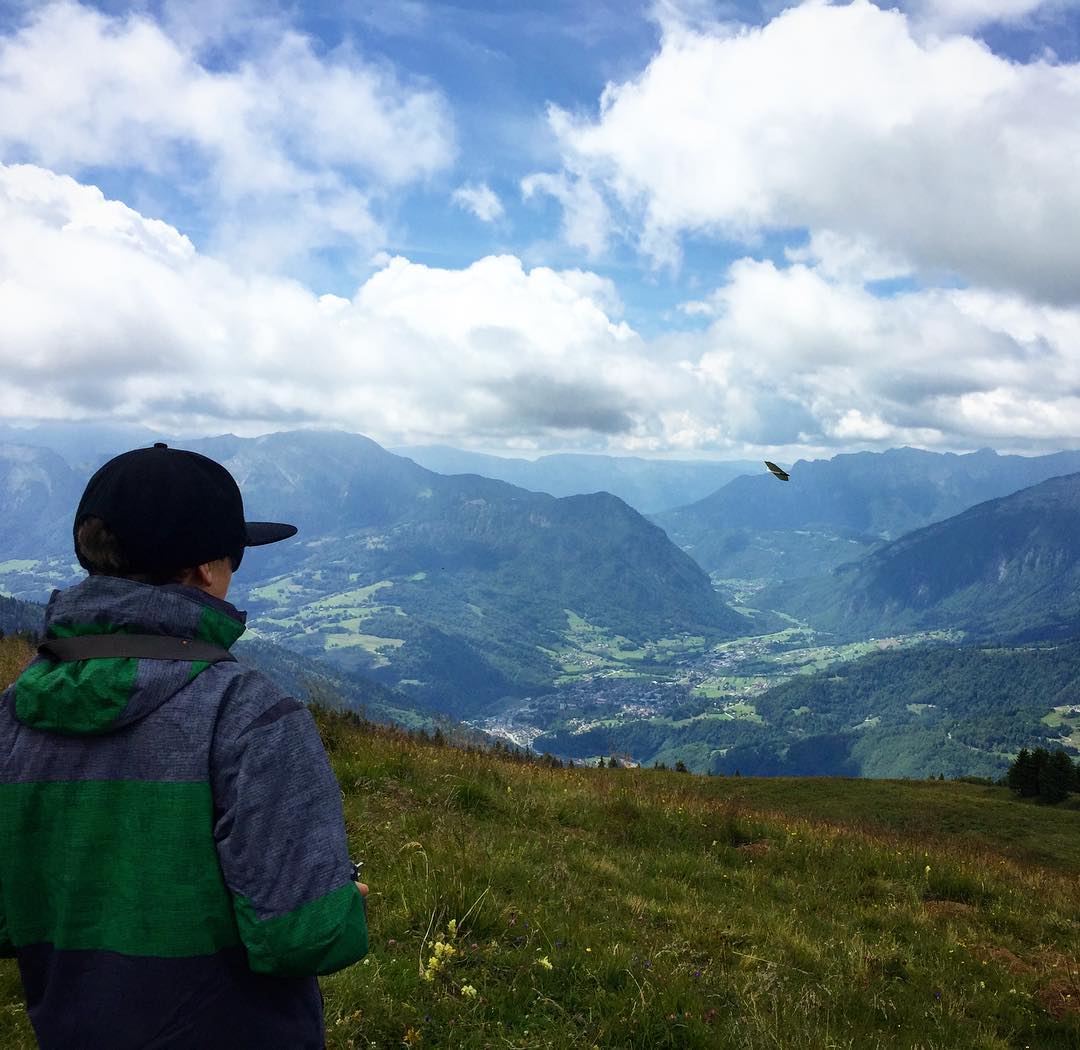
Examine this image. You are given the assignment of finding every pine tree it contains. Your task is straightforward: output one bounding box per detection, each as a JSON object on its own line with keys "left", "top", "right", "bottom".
{"left": 674, "top": 760, "right": 689, "bottom": 773}
{"left": 1007, "top": 748, "right": 1039, "bottom": 797}
{"left": 1031, "top": 748, "right": 1052, "bottom": 797}
{"left": 1039, "top": 749, "right": 1073, "bottom": 804}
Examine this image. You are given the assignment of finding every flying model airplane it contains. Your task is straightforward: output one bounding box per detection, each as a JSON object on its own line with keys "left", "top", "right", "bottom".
{"left": 764, "top": 460, "right": 790, "bottom": 481}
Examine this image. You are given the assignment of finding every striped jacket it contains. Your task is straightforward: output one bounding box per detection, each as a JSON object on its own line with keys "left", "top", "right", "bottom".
{"left": 0, "top": 576, "right": 368, "bottom": 1049}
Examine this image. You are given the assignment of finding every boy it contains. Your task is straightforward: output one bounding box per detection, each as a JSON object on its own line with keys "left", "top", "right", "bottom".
{"left": 0, "top": 443, "right": 368, "bottom": 1049}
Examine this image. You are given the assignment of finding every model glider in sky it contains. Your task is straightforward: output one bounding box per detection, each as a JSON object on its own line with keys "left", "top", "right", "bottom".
{"left": 764, "top": 461, "right": 790, "bottom": 481}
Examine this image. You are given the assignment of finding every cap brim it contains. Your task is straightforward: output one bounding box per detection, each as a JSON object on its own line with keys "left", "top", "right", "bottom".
{"left": 245, "top": 521, "right": 298, "bottom": 547}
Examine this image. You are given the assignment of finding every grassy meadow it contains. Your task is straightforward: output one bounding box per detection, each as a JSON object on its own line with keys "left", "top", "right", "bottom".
{"left": 1, "top": 638, "right": 1078, "bottom": 1048}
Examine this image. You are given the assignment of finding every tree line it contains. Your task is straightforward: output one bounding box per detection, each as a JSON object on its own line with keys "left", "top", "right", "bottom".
{"left": 1006, "top": 747, "right": 1079, "bottom": 804}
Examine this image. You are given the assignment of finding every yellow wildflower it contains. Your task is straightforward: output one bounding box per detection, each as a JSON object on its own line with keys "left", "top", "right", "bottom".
{"left": 537, "top": 956, "right": 553, "bottom": 970}
{"left": 461, "top": 984, "right": 478, "bottom": 998}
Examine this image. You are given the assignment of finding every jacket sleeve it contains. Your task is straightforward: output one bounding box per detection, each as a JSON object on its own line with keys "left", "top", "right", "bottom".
{"left": 211, "top": 689, "right": 368, "bottom": 977}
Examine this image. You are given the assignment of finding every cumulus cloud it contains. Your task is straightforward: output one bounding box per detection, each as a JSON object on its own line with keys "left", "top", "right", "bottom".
{"left": 693, "top": 256, "right": 1080, "bottom": 445}
{"left": 531, "top": 0, "right": 1080, "bottom": 303}
{"left": 5, "top": 163, "right": 1080, "bottom": 454}
{"left": 0, "top": 1, "right": 454, "bottom": 273}
{"left": 521, "top": 171, "right": 612, "bottom": 258}
{"left": 906, "top": 0, "right": 1080, "bottom": 33}
{"left": 785, "top": 231, "right": 913, "bottom": 285}
{"left": 452, "top": 182, "right": 505, "bottom": 223}
{"left": 0, "top": 165, "right": 648, "bottom": 443}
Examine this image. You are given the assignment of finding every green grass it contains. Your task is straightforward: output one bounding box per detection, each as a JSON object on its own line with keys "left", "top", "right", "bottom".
{"left": 769, "top": 632, "right": 964, "bottom": 674}
{"left": 246, "top": 575, "right": 311, "bottom": 603}
{"left": 701, "top": 776, "right": 1080, "bottom": 873}
{"left": 1042, "top": 707, "right": 1080, "bottom": 750}
{"left": 5, "top": 706, "right": 1077, "bottom": 1048}
{"left": 0, "top": 560, "right": 38, "bottom": 573}
{"left": 307, "top": 582, "right": 395, "bottom": 610}
{"left": 693, "top": 676, "right": 774, "bottom": 699}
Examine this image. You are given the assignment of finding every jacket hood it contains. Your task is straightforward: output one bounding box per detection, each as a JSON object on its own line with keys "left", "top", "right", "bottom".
{"left": 12, "top": 576, "right": 246, "bottom": 735}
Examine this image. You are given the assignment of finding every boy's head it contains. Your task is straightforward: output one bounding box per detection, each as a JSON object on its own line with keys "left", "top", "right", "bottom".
{"left": 74, "top": 443, "right": 296, "bottom": 595}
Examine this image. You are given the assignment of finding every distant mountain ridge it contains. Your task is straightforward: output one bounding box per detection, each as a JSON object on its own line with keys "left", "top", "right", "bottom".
{"left": 769, "top": 471, "right": 1080, "bottom": 640}
{"left": 656, "top": 446, "right": 1080, "bottom": 580}
{"left": 0, "top": 422, "right": 169, "bottom": 470}
{"left": 0, "top": 444, "right": 83, "bottom": 561}
{"left": 395, "top": 445, "right": 757, "bottom": 515}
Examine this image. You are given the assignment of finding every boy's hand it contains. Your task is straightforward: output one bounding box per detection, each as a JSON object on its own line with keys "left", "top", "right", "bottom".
{"left": 355, "top": 882, "right": 369, "bottom": 896}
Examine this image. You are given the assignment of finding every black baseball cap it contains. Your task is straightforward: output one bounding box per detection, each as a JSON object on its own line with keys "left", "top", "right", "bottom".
{"left": 74, "top": 443, "right": 297, "bottom": 573}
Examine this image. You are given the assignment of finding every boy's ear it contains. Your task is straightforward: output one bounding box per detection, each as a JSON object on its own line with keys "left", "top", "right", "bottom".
{"left": 178, "top": 563, "right": 214, "bottom": 589}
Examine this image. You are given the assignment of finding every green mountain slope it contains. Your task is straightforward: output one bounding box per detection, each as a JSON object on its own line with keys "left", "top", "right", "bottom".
{"left": 184, "top": 432, "right": 750, "bottom": 715}
{"left": 771, "top": 472, "right": 1080, "bottom": 640}
{"left": 656, "top": 446, "right": 1080, "bottom": 580}
{"left": 233, "top": 638, "right": 438, "bottom": 730}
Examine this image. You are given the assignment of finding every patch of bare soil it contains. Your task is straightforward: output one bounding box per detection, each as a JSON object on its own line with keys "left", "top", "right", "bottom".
{"left": 978, "top": 945, "right": 1079, "bottom": 1019}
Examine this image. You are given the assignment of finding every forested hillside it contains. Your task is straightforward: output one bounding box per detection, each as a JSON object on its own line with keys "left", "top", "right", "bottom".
{"left": 769, "top": 472, "right": 1080, "bottom": 640}
{"left": 534, "top": 639, "right": 1080, "bottom": 779}
{"left": 0, "top": 430, "right": 751, "bottom": 717}
{"left": 657, "top": 446, "right": 1080, "bottom": 580}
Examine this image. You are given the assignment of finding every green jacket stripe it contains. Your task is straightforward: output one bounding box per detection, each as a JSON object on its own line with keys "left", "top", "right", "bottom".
{"left": 0, "top": 780, "right": 239, "bottom": 956}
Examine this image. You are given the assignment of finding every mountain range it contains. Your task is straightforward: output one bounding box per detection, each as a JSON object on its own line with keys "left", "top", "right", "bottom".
{"left": 0, "top": 424, "right": 756, "bottom": 517}
{"left": 0, "top": 430, "right": 749, "bottom": 717}
{"left": 655, "top": 446, "right": 1080, "bottom": 581}
{"left": 768, "top": 471, "right": 1080, "bottom": 641}
{"left": 396, "top": 445, "right": 757, "bottom": 514}
{"left": 7, "top": 427, "right": 1080, "bottom": 776}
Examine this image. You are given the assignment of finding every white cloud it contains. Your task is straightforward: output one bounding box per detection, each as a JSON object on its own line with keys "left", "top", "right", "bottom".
{"left": 532, "top": 0, "right": 1080, "bottom": 302}
{"left": 0, "top": 1, "right": 454, "bottom": 272}
{"left": 5, "top": 163, "right": 1080, "bottom": 455}
{"left": 785, "top": 231, "right": 912, "bottom": 285}
{"left": 521, "top": 170, "right": 612, "bottom": 258}
{"left": 906, "top": 0, "right": 1080, "bottom": 34}
{"left": 0, "top": 165, "right": 650, "bottom": 442}
{"left": 452, "top": 182, "right": 505, "bottom": 223}
{"left": 695, "top": 256, "right": 1080, "bottom": 445}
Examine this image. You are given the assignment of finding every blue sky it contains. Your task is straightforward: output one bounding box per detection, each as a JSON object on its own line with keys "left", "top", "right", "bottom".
{"left": 1, "top": 0, "right": 1079, "bottom": 456}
